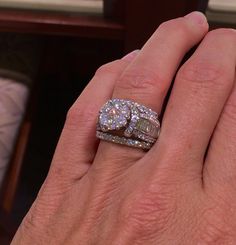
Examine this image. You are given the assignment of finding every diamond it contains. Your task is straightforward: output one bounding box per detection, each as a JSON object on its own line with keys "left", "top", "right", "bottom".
{"left": 99, "top": 99, "right": 131, "bottom": 131}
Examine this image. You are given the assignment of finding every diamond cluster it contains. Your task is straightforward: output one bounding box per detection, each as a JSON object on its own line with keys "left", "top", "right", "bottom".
{"left": 99, "top": 99, "right": 131, "bottom": 131}
{"left": 97, "top": 99, "right": 160, "bottom": 150}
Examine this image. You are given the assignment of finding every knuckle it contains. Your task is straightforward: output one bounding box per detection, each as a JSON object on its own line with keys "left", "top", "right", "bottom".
{"left": 223, "top": 97, "right": 236, "bottom": 125}
{"left": 158, "top": 18, "right": 194, "bottom": 39}
{"left": 119, "top": 185, "right": 176, "bottom": 238}
{"left": 117, "top": 67, "right": 166, "bottom": 97}
{"left": 22, "top": 211, "right": 38, "bottom": 231}
{"left": 177, "top": 61, "right": 232, "bottom": 90}
{"left": 198, "top": 223, "right": 232, "bottom": 244}
{"left": 20, "top": 205, "right": 49, "bottom": 240}
{"left": 95, "top": 60, "right": 122, "bottom": 77}
{"left": 66, "top": 103, "right": 97, "bottom": 130}
{"left": 198, "top": 206, "right": 235, "bottom": 244}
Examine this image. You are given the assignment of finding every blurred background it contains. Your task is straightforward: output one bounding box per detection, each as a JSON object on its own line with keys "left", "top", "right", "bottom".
{"left": 0, "top": 0, "right": 234, "bottom": 243}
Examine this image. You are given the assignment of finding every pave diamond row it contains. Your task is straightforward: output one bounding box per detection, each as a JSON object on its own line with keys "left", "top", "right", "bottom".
{"left": 96, "top": 131, "right": 152, "bottom": 150}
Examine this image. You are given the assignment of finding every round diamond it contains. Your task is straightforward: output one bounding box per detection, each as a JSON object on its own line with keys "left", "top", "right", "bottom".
{"left": 99, "top": 99, "right": 130, "bottom": 131}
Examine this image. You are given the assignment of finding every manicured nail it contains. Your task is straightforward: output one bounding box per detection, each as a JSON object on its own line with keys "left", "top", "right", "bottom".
{"left": 122, "top": 50, "right": 140, "bottom": 61}
{"left": 185, "top": 11, "right": 207, "bottom": 25}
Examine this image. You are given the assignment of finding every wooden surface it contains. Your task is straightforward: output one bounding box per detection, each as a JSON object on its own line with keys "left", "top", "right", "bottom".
{"left": 1, "top": 119, "right": 31, "bottom": 214}
{"left": 0, "top": 9, "right": 124, "bottom": 39}
{"left": 0, "top": 0, "right": 103, "bottom": 14}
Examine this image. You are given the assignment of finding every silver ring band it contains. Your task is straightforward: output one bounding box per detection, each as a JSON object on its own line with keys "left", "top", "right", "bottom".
{"left": 96, "top": 131, "right": 152, "bottom": 150}
{"left": 96, "top": 99, "right": 161, "bottom": 150}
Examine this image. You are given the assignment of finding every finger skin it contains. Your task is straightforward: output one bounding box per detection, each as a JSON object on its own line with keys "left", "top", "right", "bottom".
{"left": 204, "top": 29, "right": 236, "bottom": 193}
{"left": 155, "top": 29, "right": 236, "bottom": 181}
{"left": 96, "top": 12, "right": 209, "bottom": 164}
{"left": 48, "top": 57, "right": 137, "bottom": 185}
{"left": 113, "top": 12, "right": 208, "bottom": 112}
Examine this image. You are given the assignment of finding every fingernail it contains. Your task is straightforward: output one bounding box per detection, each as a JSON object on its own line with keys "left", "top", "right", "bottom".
{"left": 185, "top": 11, "right": 207, "bottom": 25}
{"left": 122, "top": 50, "right": 139, "bottom": 61}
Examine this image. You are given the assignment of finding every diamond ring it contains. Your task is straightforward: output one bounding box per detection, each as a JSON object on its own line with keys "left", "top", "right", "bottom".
{"left": 96, "top": 99, "right": 161, "bottom": 150}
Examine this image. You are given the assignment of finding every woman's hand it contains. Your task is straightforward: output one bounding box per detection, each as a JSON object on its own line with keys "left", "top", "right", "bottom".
{"left": 12, "top": 12, "right": 236, "bottom": 244}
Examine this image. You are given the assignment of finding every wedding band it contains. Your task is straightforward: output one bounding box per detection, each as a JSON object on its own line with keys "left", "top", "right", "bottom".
{"left": 96, "top": 99, "right": 161, "bottom": 150}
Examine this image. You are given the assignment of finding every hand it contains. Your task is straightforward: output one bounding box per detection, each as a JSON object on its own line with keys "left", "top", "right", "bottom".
{"left": 12, "top": 12, "right": 236, "bottom": 244}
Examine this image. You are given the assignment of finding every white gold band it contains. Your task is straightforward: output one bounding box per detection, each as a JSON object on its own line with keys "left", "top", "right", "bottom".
{"left": 96, "top": 131, "right": 152, "bottom": 150}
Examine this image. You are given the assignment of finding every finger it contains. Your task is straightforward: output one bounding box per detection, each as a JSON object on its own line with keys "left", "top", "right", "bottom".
{"left": 47, "top": 54, "right": 139, "bottom": 185}
{"left": 204, "top": 73, "right": 236, "bottom": 191}
{"left": 96, "top": 12, "right": 209, "bottom": 163}
{"left": 157, "top": 29, "right": 236, "bottom": 181}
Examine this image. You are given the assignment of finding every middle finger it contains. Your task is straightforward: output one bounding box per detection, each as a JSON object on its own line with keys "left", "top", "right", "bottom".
{"left": 156, "top": 29, "right": 236, "bottom": 180}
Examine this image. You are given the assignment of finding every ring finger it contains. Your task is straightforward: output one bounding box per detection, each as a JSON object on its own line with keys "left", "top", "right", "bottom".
{"left": 96, "top": 12, "right": 209, "bottom": 164}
